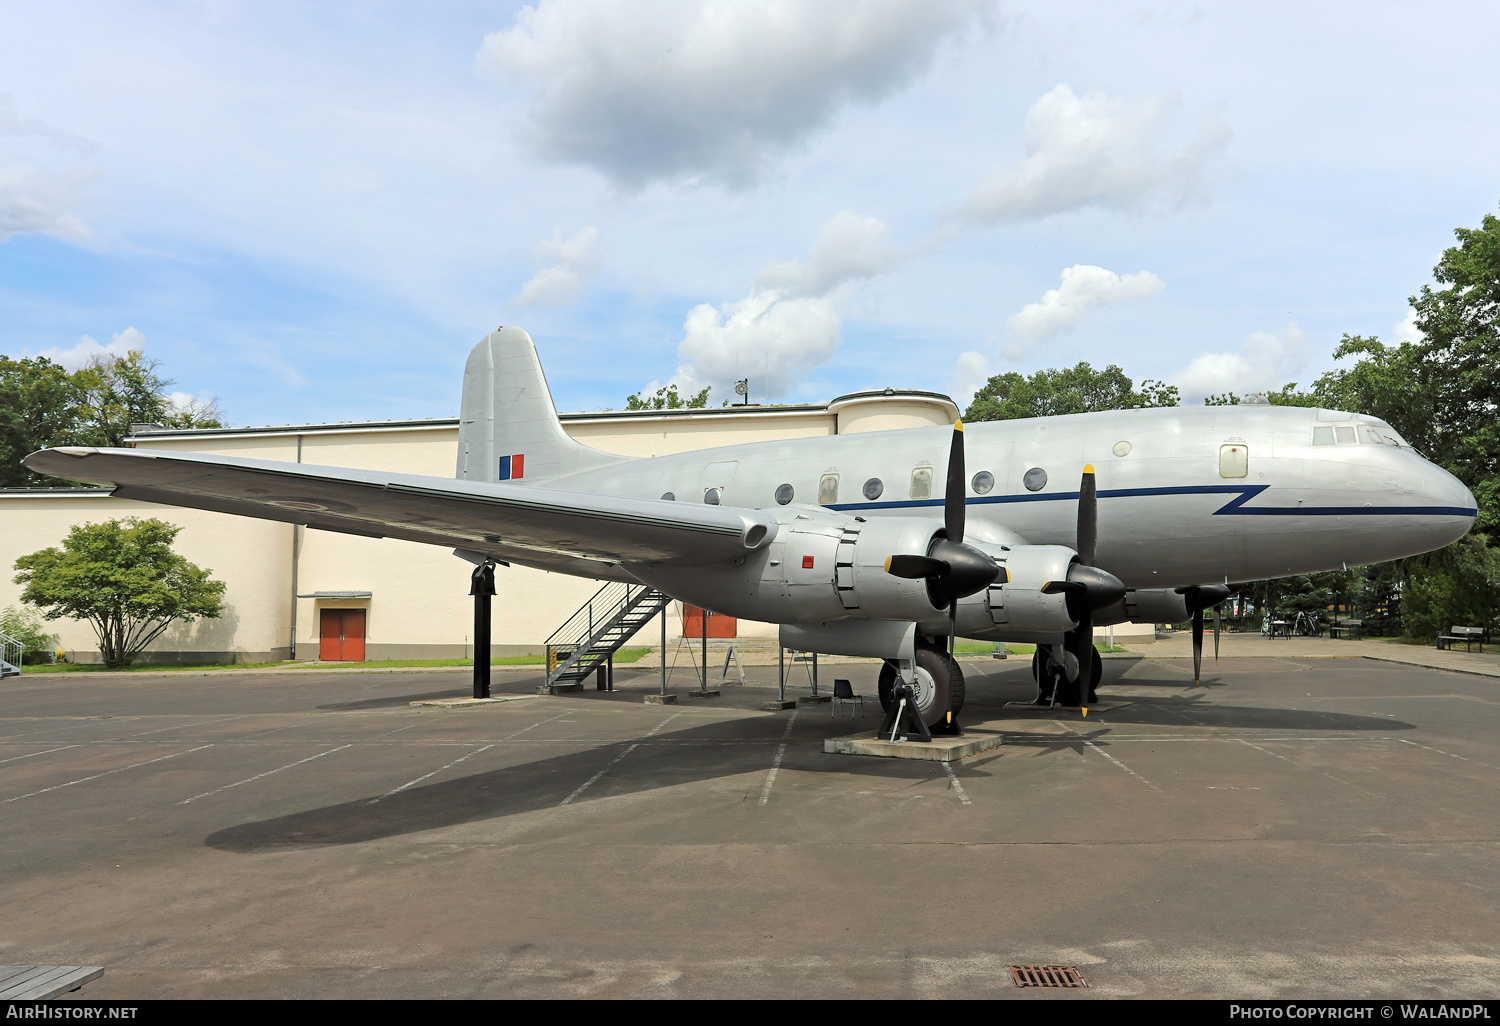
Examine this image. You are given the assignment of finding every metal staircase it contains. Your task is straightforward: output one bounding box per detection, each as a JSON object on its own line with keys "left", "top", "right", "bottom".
{"left": 0, "top": 631, "right": 22, "bottom": 679}
{"left": 544, "top": 582, "right": 670, "bottom": 688}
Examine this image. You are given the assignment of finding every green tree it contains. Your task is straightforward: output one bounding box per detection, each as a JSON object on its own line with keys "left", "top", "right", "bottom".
{"left": 0, "top": 356, "right": 87, "bottom": 487}
{"left": 0, "top": 348, "right": 224, "bottom": 486}
{"left": 72, "top": 350, "right": 224, "bottom": 448}
{"left": 0, "top": 605, "right": 60, "bottom": 663}
{"left": 626, "top": 383, "right": 713, "bottom": 410}
{"left": 13, "top": 517, "right": 225, "bottom": 668}
{"left": 964, "top": 361, "right": 1178, "bottom": 421}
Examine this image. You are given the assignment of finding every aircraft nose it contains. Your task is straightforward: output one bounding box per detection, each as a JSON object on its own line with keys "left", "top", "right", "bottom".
{"left": 1428, "top": 463, "right": 1478, "bottom": 515}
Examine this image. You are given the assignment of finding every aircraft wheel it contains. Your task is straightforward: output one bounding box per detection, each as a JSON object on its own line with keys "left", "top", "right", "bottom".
{"left": 877, "top": 645, "right": 954, "bottom": 727}
{"left": 1089, "top": 645, "right": 1103, "bottom": 703}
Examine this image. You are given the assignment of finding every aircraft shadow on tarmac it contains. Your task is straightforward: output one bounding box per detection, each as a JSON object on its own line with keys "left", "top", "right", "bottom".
{"left": 206, "top": 684, "right": 1414, "bottom": 853}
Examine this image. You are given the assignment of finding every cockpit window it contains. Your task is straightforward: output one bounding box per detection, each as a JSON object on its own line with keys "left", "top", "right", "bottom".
{"left": 1334, "top": 426, "right": 1357, "bottom": 444}
{"left": 1315, "top": 422, "right": 1410, "bottom": 448}
{"left": 1312, "top": 426, "right": 1335, "bottom": 445}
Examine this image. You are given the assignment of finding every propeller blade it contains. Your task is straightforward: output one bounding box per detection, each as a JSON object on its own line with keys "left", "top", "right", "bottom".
{"left": 1214, "top": 605, "right": 1221, "bottom": 662}
{"left": 945, "top": 419, "right": 966, "bottom": 544}
{"left": 1077, "top": 464, "right": 1097, "bottom": 567}
{"left": 885, "top": 554, "right": 949, "bottom": 579}
{"left": 1192, "top": 609, "right": 1204, "bottom": 686}
{"left": 949, "top": 598, "right": 958, "bottom": 659}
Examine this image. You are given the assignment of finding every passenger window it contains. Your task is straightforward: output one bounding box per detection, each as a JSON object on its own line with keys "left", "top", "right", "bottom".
{"left": 971, "top": 470, "right": 994, "bottom": 494}
{"left": 1219, "top": 444, "right": 1248, "bottom": 479}
{"left": 862, "top": 477, "right": 883, "bottom": 500}
{"left": 818, "top": 474, "right": 839, "bottom": 505}
{"left": 775, "top": 483, "right": 794, "bottom": 505}
{"left": 1312, "top": 426, "right": 1334, "bottom": 445}
{"left": 909, "top": 467, "right": 933, "bottom": 499}
{"left": 1334, "top": 426, "right": 1356, "bottom": 444}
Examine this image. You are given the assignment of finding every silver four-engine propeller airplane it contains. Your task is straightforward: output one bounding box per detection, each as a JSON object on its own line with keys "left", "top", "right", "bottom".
{"left": 25, "top": 328, "right": 1478, "bottom": 725}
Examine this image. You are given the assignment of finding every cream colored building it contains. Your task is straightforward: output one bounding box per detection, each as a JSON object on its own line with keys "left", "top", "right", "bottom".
{"left": 15, "top": 389, "right": 1151, "bottom": 664}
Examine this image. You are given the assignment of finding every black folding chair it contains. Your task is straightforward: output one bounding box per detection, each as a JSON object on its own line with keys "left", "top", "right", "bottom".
{"left": 831, "top": 678, "right": 863, "bottom": 717}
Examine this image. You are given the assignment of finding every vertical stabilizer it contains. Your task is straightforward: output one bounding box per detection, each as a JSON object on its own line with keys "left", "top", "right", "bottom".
{"left": 457, "top": 327, "right": 627, "bottom": 483}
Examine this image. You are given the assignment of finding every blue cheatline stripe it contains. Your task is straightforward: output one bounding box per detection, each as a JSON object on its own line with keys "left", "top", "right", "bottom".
{"left": 824, "top": 483, "right": 1476, "bottom": 518}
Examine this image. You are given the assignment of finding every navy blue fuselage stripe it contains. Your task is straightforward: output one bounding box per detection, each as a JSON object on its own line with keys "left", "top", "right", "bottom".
{"left": 823, "top": 483, "right": 1476, "bottom": 518}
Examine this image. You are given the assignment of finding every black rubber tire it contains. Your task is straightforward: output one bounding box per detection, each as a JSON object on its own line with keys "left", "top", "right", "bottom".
{"left": 876, "top": 644, "right": 953, "bottom": 727}
{"left": 1089, "top": 645, "right": 1103, "bottom": 703}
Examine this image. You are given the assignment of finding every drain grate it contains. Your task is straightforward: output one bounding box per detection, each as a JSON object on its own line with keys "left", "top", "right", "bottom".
{"left": 1007, "top": 965, "right": 1087, "bottom": 988}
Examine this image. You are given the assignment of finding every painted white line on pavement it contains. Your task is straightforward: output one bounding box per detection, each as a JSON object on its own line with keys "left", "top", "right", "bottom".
{"left": 758, "top": 710, "right": 798, "bottom": 806}
{"left": 178, "top": 744, "right": 351, "bottom": 805}
{"left": 5, "top": 745, "right": 214, "bottom": 803}
{"left": 559, "top": 744, "right": 638, "bottom": 807}
{"left": 0, "top": 745, "right": 79, "bottom": 766}
{"left": 940, "top": 761, "right": 971, "bottom": 806}
{"left": 368, "top": 745, "right": 496, "bottom": 804}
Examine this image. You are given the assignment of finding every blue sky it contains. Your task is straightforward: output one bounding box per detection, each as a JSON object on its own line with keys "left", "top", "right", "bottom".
{"left": 2, "top": 1, "right": 1497, "bottom": 426}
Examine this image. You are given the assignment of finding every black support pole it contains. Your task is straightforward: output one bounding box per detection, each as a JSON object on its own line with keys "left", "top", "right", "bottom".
{"left": 470, "top": 560, "right": 496, "bottom": 699}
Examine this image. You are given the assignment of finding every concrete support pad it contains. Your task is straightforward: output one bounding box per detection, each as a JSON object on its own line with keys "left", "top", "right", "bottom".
{"left": 824, "top": 730, "right": 1003, "bottom": 762}
{"left": 688, "top": 689, "right": 721, "bottom": 698}
{"left": 535, "top": 682, "right": 583, "bottom": 695}
{"left": 798, "top": 694, "right": 831, "bottom": 706}
{"left": 643, "top": 693, "right": 678, "bottom": 704}
{"left": 761, "top": 699, "right": 797, "bottom": 710}
{"left": 409, "top": 695, "right": 541, "bottom": 709}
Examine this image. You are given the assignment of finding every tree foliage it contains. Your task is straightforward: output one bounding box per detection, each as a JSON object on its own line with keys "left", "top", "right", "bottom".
{"left": 13, "top": 517, "right": 225, "bottom": 668}
{"left": 626, "top": 383, "right": 714, "bottom": 410}
{"left": 964, "top": 361, "right": 1179, "bottom": 422}
{"left": 0, "top": 349, "right": 224, "bottom": 486}
{"left": 0, "top": 605, "right": 60, "bottom": 663}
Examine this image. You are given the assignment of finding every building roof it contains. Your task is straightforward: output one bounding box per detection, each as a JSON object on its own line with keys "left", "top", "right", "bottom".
{"left": 122, "top": 388, "right": 958, "bottom": 441}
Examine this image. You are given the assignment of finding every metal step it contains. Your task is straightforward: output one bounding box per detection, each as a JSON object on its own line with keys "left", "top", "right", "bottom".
{"left": 544, "top": 585, "right": 671, "bottom": 687}
{"left": 0, "top": 660, "right": 19, "bottom": 679}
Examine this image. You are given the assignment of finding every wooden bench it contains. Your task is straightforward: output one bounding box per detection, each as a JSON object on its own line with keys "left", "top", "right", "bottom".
{"left": 0, "top": 966, "right": 104, "bottom": 1000}
{"left": 1437, "top": 626, "right": 1485, "bottom": 653}
{"left": 1329, "top": 618, "right": 1363, "bottom": 640}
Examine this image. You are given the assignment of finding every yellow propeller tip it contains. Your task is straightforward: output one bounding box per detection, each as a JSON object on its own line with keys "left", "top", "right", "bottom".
{"left": 1084, "top": 463, "right": 1095, "bottom": 474}
{"left": 883, "top": 555, "right": 893, "bottom": 572}
{"left": 954, "top": 419, "right": 964, "bottom": 432}
{"left": 1082, "top": 707, "right": 1088, "bottom": 717}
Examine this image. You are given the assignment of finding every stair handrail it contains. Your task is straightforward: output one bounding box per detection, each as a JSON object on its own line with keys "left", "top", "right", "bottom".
{"left": 0, "top": 630, "right": 22, "bottom": 676}
{"left": 544, "top": 586, "right": 670, "bottom": 686}
{"left": 545, "top": 581, "right": 635, "bottom": 650}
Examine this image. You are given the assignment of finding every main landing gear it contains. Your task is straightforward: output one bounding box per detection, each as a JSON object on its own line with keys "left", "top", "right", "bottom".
{"left": 878, "top": 641, "right": 965, "bottom": 728}
{"left": 1032, "top": 636, "right": 1103, "bottom": 708}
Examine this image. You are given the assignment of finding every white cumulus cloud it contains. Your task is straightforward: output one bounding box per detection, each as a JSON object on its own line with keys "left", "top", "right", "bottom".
{"left": 514, "top": 226, "right": 598, "bottom": 306}
{"left": 674, "top": 209, "right": 910, "bottom": 397}
{"left": 1174, "top": 324, "right": 1310, "bottom": 400}
{"left": 21, "top": 326, "right": 143, "bottom": 370}
{"left": 480, "top": 0, "right": 992, "bottom": 189}
{"left": 1391, "top": 309, "right": 1424, "bottom": 345}
{"left": 950, "top": 350, "right": 991, "bottom": 412}
{"left": 0, "top": 95, "right": 94, "bottom": 242}
{"left": 963, "top": 84, "right": 1231, "bottom": 223}
{"left": 1007, "top": 264, "right": 1165, "bottom": 343}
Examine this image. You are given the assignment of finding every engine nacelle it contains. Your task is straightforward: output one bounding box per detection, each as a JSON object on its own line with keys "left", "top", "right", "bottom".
{"left": 980, "top": 544, "right": 1079, "bottom": 636}
{"left": 1126, "top": 588, "right": 1191, "bottom": 624}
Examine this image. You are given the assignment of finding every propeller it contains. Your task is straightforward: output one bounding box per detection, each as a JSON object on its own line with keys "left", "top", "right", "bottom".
{"left": 1040, "top": 465, "right": 1125, "bottom": 716}
{"left": 1178, "top": 584, "right": 1233, "bottom": 687}
{"left": 883, "top": 420, "right": 1002, "bottom": 654}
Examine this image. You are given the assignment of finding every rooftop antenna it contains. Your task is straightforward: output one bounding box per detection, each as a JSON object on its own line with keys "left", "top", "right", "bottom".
{"left": 734, "top": 379, "right": 749, "bottom": 406}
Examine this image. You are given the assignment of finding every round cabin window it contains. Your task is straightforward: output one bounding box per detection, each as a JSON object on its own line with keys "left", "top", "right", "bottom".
{"left": 1113, "top": 441, "right": 1132, "bottom": 457}
{"left": 971, "top": 470, "right": 994, "bottom": 494}
{"left": 660, "top": 491, "right": 675, "bottom": 501}
{"left": 775, "top": 483, "right": 794, "bottom": 505}
{"left": 1023, "top": 467, "right": 1047, "bottom": 492}
{"left": 863, "top": 478, "right": 883, "bottom": 500}
{"left": 704, "top": 487, "right": 722, "bottom": 505}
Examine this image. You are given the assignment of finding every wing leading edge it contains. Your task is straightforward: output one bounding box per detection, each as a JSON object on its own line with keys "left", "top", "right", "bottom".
{"left": 23, "top": 447, "right": 777, "bottom": 575}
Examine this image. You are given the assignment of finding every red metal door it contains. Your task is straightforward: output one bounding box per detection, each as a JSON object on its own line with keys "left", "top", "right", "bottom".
{"left": 682, "top": 605, "right": 737, "bottom": 638}
{"left": 341, "top": 608, "right": 366, "bottom": 661}
{"left": 318, "top": 609, "right": 367, "bottom": 661}
{"left": 319, "top": 609, "right": 341, "bottom": 661}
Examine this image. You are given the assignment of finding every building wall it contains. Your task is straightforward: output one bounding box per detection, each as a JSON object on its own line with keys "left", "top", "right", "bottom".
{"left": 2, "top": 397, "right": 970, "bottom": 663}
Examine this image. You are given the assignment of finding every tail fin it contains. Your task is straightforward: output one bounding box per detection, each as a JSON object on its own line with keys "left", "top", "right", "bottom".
{"left": 456, "top": 327, "right": 628, "bottom": 483}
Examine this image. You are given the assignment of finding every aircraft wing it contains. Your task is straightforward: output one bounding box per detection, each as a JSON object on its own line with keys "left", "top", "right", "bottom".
{"left": 23, "top": 447, "right": 777, "bottom": 573}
